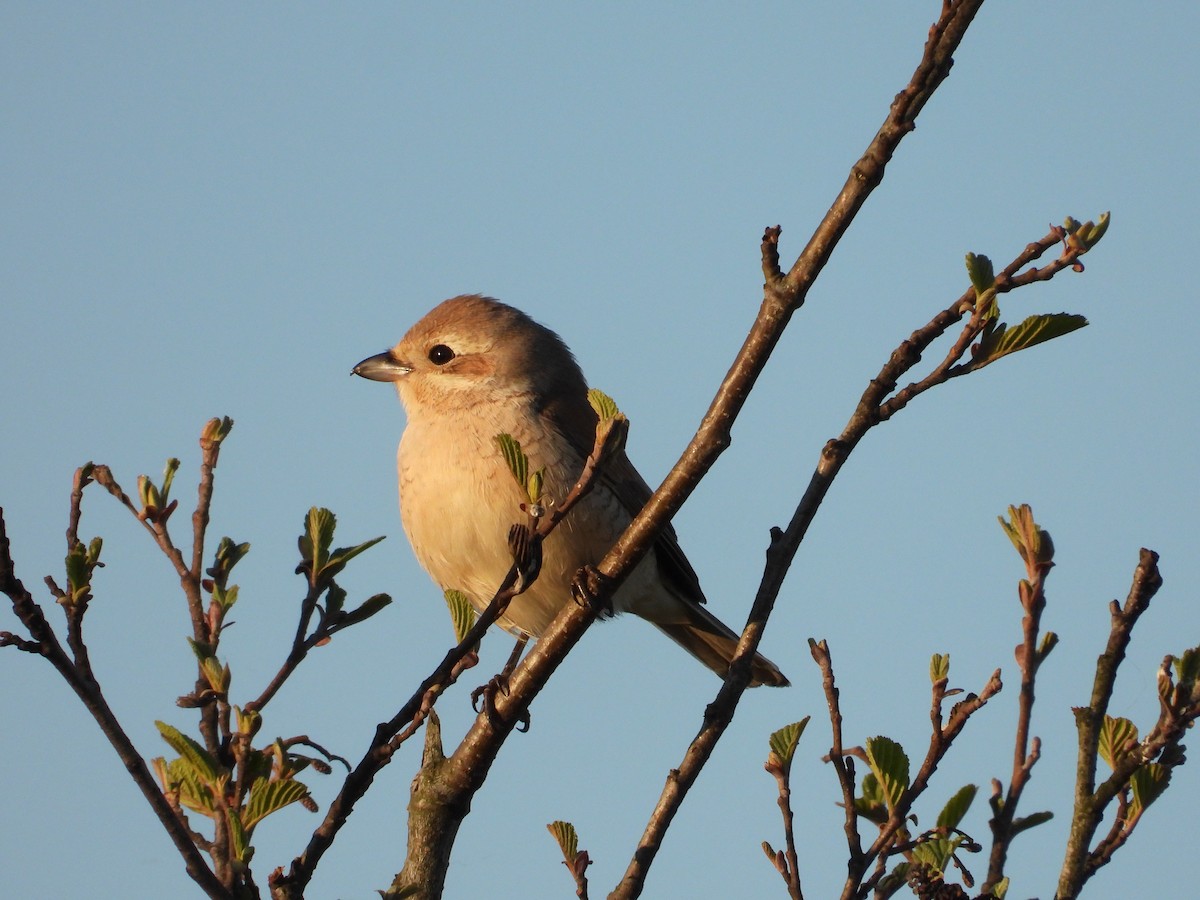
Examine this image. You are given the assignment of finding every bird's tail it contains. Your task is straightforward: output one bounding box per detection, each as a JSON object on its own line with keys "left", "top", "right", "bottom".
{"left": 652, "top": 603, "right": 789, "bottom": 688}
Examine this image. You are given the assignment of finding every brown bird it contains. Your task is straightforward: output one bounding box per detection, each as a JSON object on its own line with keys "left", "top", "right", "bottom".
{"left": 353, "top": 295, "right": 788, "bottom": 687}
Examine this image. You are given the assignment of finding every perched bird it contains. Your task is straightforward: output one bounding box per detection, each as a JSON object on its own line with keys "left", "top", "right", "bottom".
{"left": 353, "top": 295, "right": 788, "bottom": 687}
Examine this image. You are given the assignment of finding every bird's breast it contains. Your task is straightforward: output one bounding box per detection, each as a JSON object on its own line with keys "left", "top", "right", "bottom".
{"left": 396, "top": 403, "right": 636, "bottom": 636}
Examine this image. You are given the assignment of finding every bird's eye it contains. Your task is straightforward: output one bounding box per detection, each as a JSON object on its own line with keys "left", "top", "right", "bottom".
{"left": 427, "top": 344, "right": 455, "bottom": 365}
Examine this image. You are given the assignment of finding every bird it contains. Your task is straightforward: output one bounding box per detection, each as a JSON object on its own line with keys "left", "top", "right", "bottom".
{"left": 353, "top": 295, "right": 788, "bottom": 687}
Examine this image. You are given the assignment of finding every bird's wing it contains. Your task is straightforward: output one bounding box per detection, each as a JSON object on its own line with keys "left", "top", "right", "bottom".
{"left": 539, "top": 389, "right": 709, "bottom": 606}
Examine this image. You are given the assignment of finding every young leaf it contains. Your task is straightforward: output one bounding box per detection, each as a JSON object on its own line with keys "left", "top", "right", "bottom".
{"left": 912, "top": 836, "right": 957, "bottom": 872}
{"left": 200, "top": 656, "right": 230, "bottom": 694}
{"left": 303, "top": 508, "right": 336, "bottom": 572}
{"left": 1011, "top": 810, "right": 1054, "bottom": 835}
{"left": 936, "top": 784, "right": 977, "bottom": 830}
{"left": 166, "top": 757, "right": 218, "bottom": 816}
{"left": 1173, "top": 646, "right": 1200, "bottom": 688}
{"left": 160, "top": 457, "right": 180, "bottom": 501}
{"left": 865, "top": 736, "right": 910, "bottom": 812}
{"left": 334, "top": 593, "right": 394, "bottom": 630}
{"left": 495, "top": 434, "right": 529, "bottom": 488}
{"left": 1130, "top": 762, "right": 1171, "bottom": 817}
{"left": 1098, "top": 716, "right": 1139, "bottom": 769}
{"left": 243, "top": 778, "right": 312, "bottom": 830}
{"left": 546, "top": 820, "right": 579, "bottom": 859}
{"left": 444, "top": 589, "right": 478, "bottom": 645}
{"left": 587, "top": 388, "right": 620, "bottom": 421}
{"left": 767, "top": 718, "right": 810, "bottom": 774}
{"left": 929, "top": 653, "right": 950, "bottom": 684}
{"left": 973, "top": 313, "right": 1088, "bottom": 369}
{"left": 156, "top": 721, "right": 222, "bottom": 783}
{"left": 855, "top": 772, "right": 888, "bottom": 824}
{"left": 227, "top": 808, "right": 250, "bottom": 864}
{"left": 320, "top": 534, "right": 387, "bottom": 582}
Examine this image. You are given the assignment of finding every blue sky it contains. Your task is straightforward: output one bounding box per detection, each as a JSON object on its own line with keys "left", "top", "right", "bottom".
{"left": 3, "top": 4, "right": 1197, "bottom": 898}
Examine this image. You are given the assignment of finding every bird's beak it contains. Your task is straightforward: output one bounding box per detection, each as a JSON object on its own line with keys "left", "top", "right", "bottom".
{"left": 352, "top": 351, "right": 412, "bottom": 382}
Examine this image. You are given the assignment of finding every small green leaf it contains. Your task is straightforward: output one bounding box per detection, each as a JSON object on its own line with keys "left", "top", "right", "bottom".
{"left": 973, "top": 313, "right": 1088, "bottom": 369}
{"left": 527, "top": 469, "right": 544, "bottom": 504}
{"left": 302, "top": 508, "right": 336, "bottom": 572}
{"left": 166, "top": 757, "right": 218, "bottom": 816}
{"left": 546, "top": 820, "right": 579, "bottom": 859}
{"left": 930, "top": 653, "right": 950, "bottom": 684}
{"left": 155, "top": 721, "right": 222, "bottom": 783}
{"left": 213, "top": 583, "right": 239, "bottom": 612}
{"left": 321, "top": 535, "right": 387, "bottom": 582}
{"left": 1038, "top": 631, "right": 1059, "bottom": 660}
{"left": 200, "top": 656, "right": 230, "bottom": 694}
{"left": 1098, "top": 716, "right": 1139, "bottom": 769}
{"left": 998, "top": 504, "right": 1054, "bottom": 567}
{"left": 965, "top": 252, "right": 995, "bottom": 298}
{"left": 865, "top": 736, "right": 910, "bottom": 812}
{"left": 495, "top": 434, "right": 529, "bottom": 488}
{"left": 243, "top": 778, "right": 311, "bottom": 830}
{"left": 86, "top": 536, "right": 104, "bottom": 567}
{"left": 1173, "top": 647, "right": 1200, "bottom": 688}
{"left": 227, "top": 807, "right": 251, "bottom": 864}
{"left": 912, "top": 836, "right": 957, "bottom": 872}
{"left": 444, "top": 589, "right": 478, "bottom": 645}
{"left": 587, "top": 388, "right": 620, "bottom": 421}
{"left": 936, "top": 784, "right": 977, "bottom": 830}
{"left": 767, "top": 718, "right": 810, "bottom": 774}
{"left": 1011, "top": 810, "right": 1054, "bottom": 835}
{"left": 336, "top": 593, "right": 393, "bottom": 629}
{"left": 855, "top": 772, "right": 888, "bottom": 824}
{"left": 64, "top": 541, "right": 90, "bottom": 602}
{"left": 160, "top": 457, "right": 180, "bottom": 501}
{"left": 993, "top": 876, "right": 1010, "bottom": 898}
{"left": 1130, "top": 762, "right": 1171, "bottom": 816}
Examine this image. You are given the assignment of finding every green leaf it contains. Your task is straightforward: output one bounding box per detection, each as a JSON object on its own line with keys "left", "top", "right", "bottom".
{"left": 973, "top": 313, "right": 1088, "bottom": 369}
{"left": 200, "top": 656, "right": 231, "bottom": 693}
{"left": 1130, "top": 762, "right": 1171, "bottom": 816}
{"left": 767, "top": 718, "right": 810, "bottom": 774}
{"left": 1074, "top": 211, "right": 1111, "bottom": 249}
{"left": 494, "top": 434, "right": 528, "bottom": 488}
{"left": 1173, "top": 647, "right": 1200, "bottom": 688}
{"left": 912, "top": 836, "right": 957, "bottom": 872}
{"left": 855, "top": 772, "right": 888, "bottom": 824}
{"left": 213, "top": 537, "right": 251, "bottom": 575}
{"left": 166, "top": 757, "right": 218, "bottom": 816}
{"left": 243, "top": 778, "right": 311, "bottom": 830}
{"left": 878, "top": 863, "right": 910, "bottom": 895}
{"left": 993, "top": 876, "right": 1010, "bottom": 898}
{"left": 335, "top": 593, "right": 393, "bottom": 630}
{"left": 444, "top": 589, "right": 478, "bottom": 645}
{"left": 964, "top": 254, "right": 993, "bottom": 300}
{"left": 213, "top": 583, "right": 239, "bottom": 612}
{"left": 64, "top": 541, "right": 90, "bottom": 602}
{"left": 546, "top": 820, "right": 579, "bottom": 859}
{"left": 587, "top": 388, "right": 620, "bottom": 421}
{"left": 1011, "top": 809, "right": 1054, "bottom": 835}
{"left": 155, "top": 721, "right": 222, "bottom": 783}
{"left": 1098, "top": 716, "right": 1139, "bottom": 769}
{"left": 320, "top": 534, "right": 387, "bottom": 582}
{"left": 302, "top": 508, "right": 336, "bottom": 572}
{"left": 227, "top": 807, "right": 251, "bottom": 863}
{"left": 998, "top": 504, "right": 1054, "bottom": 567}
{"left": 936, "top": 784, "right": 977, "bottom": 830}
{"left": 865, "top": 736, "right": 910, "bottom": 812}
{"left": 929, "top": 653, "right": 950, "bottom": 684}
{"left": 160, "top": 457, "right": 180, "bottom": 501}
